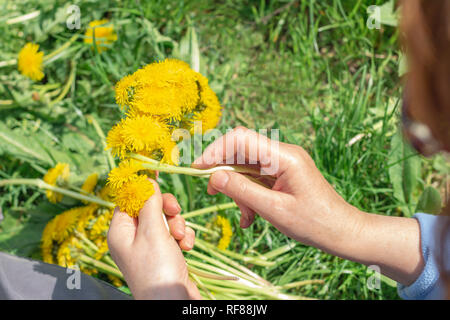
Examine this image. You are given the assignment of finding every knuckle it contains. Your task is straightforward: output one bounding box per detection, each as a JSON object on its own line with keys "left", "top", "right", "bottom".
{"left": 234, "top": 126, "right": 248, "bottom": 133}
{"left": 286, "top": 145, "right": 311, "bottom": 166}
{"left": 234, "top": 175, "right": 248, "bottom": 195}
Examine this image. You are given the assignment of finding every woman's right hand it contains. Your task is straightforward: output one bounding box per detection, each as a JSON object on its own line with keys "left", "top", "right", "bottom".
{"left": 192, "top": 126, "right": 365, "bottom": 252}
{"left": 193, "top": 127, "right": 425, "bottom": 286}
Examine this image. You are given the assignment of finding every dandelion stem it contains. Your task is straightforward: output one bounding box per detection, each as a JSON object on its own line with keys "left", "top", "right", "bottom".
{"left": 86, "top": 114, "right": 116, "bottom": 170}
{"left": 277, "top": 279, "right": 325, "bottom": 290}
{"left": 187, "top": 250, "right": 262, "bottom": 287}
{"left": 131, "top": 153, "right": 272, "bottom": 179}
{"left": 190, "top": 273, "right": 216, "bottom": 300}
{"left": 185, "top": 221, "right": 220, "bottom": 236}
{"left": 187, "top": 265, "right": 239, "bottom": 281}
{"left": 181, "top": 202, "right": 237, "bottom": 219}
{"left": 49, "top": 60, "right": 76, "bottom": 106}
{"left": 0, "top": 34, "right": 79, "bottom": 69}
{"left": 194, "top": 240, "right": 271, "bottom": 286}
{"left": 6, "top": 10, "right": 40, "bottom": 25}
{"left": 0, "top": 178, "right": 115, "bottom": 208}
{"left": 195, "top": 239, "right": 275, "bottom": 267}
{"left": 78, "top": 254, "right": 124, "bottom": 280}
{"left": 43, "top": 34, "right": 80, "bottom": 62}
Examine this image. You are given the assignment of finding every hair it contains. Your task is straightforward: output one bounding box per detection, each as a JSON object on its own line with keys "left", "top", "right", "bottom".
{"left": 400, "top": 0, "right": 450, "bottom": 298}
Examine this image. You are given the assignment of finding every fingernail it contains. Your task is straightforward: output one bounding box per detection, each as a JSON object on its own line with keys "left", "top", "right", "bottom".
{"left": 186, "top": 235, "right": 194, "bottom": 248}
{"left": 211, "top": 170, "right": 229, "bottom": 191}
{"left": 177, "top": 223, "right": 185, "bottom": 237}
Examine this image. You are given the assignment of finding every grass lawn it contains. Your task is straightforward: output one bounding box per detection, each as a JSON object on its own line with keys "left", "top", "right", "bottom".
{"left": 0, "top": 0, "right": 448, "bottom": 299}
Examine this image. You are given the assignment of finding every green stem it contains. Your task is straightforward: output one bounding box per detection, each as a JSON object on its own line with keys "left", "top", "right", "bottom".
{"left": 200, "top": 278, "right": 311, "bottom": 300}
{"left": 49, "top": 60, "right": 76, "bottom": 106}
{"left": 131, "top": 153, "right": 268, "bottom": 178}
{"left": 43, "top": 34, "right": 79, "bottom": 61}
{"left": 86, "top": 114, "right": 116, "bottom": 170}
{"left": 277, "top": 279, "right": 324, "bottom": 290}
{"left": 261, "top": 243, "right": 296, "bottom": 260}
{"left": 0, "top": 178, "right": 115, "bottom": 208}
{"left": 6, "top": 10, "right": 40, "bottom": 25}
{"left": 187, "top": 265, "right": 238, "bottom": 281}
{"left": 195, "top": 238, "right": 274, "bottom": 267}
{"left": 185, "top": 221, "right": 220, "bottom": 236}
{"left": 190, "top": 273, "right": 216, "bottom": 300}
{"left": 194, "top": 240, "right": 271, "bottom": 285}
{"left": 181, "top": 202, "right": 237, "bottom": 219}
{"left": 0, "top": 34, "right": 79, "bottom": 69}
{"left": 78, "top": 254, "right": 124, "bottom": 280}
{"left": 187, "top": 250, "right": 262, "bottom": 287}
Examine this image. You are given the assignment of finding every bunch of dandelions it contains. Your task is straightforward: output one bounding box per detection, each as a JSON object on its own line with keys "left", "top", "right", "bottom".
{"left": 2, "top": 161, "right": 322, "bottom": 298}
{"left": 106, "top": 58, "right": 222, "bottom": 217}
{"left": 40, "top": 200, "right": 123, "bottom": 287}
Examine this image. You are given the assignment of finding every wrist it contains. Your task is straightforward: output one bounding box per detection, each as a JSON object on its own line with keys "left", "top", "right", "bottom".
{"left": 311, "top": 203, "right": 369, "bottom": 260}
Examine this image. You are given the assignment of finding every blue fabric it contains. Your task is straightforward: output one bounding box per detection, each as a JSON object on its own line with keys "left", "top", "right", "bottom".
{"left": 397, "top": 213, "right": 449, "bottom": 300}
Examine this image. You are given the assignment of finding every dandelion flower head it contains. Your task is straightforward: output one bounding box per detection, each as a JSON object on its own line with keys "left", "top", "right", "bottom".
{"left": 18, "top": 43, "right": 44, "bottom": 81}
{"left": 43, "top": 163, "right": 70, "bottom": 203}
{"left": 84, "top": 19, "right": 117, "bottom": 53}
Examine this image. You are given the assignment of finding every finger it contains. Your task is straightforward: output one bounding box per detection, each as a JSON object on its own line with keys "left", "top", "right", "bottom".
{"left": 107, "top": 207, "right": 138, "bottom": 252}
{"left": 136, "top": 179, "right": 168, "bottom": 240}
{"left": 167, "top": 214, "right": 186, "bottom": 240}
{"left": 209, "top": 170, "right": 290, "bottom": 220}
{"left": 235, "top": 200, "right": 256, "bottom": 229}
{"left": 162, "top": 193, "right": 182, "bottom": 216}
{"left": 178, "top": 227, "right": 195, "bottom": 251}
{"left": 192, "top": 127, "right": 288, "bottom": 177}
{"left": 207, "top": 179, "right": 220, "bottom": 195}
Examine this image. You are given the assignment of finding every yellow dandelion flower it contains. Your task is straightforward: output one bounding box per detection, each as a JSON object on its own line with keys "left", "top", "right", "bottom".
{"left": 106, "top": 119, "right": 127, "bottom": 158}
{"left": 90, "top": 213, "right": 110, "bottom": 239}
{"left": 81, "top": 173, "right": 98, "bottom": 195}
{"left": 56, "top": 236, "right": 79, "bottom": 268}
{"left": 107, "top": 159, "right": 143, "bottom": 191}
{"left": 121, "top": 115, "right": 171, "bottom": 154}
{"left": 115, "top": 74, "right": 138, "bottom": 107}
{"left": 43, "top": 163, "right": 70, "bottom": 203}
{"left": 214, "top": 216, "right": 233, "bottom": 250}
{"left": 94, "top": 238, "right": 109, "bottom": 260}
{"left": 75, "top": 204, "right": 99, "bottom": 234}
{"left": 189, "top": 73, "right": 222, "bottom": 134}
{"left": 108, "top": 275, "right": 123, "bottom": 287}
{"left": 97, "top": 184, "right": 113, "bottom": 202}
{"left": 41, "top": 218, "right": 57, "bottom": 264}
{"left": 114, "top": 175, "right": 154, "bottom": 217}
{"left": 18, "top": 43, "right": 44, "bottom": 81}
{"left": 160, "top": 139, "right": 179, "bottom": 165}
{"left": 53, "top": 207, "right": 84, "bottom": 243}
{"left": 125, "top": 105, "right": 147, "bottom": 119}
{"left": 190, "top": 106, "right": 222, "bottom": 134}
{"left": 129, "top": 59, "right": 199, "bottom": 119}
{"left": 41, "top": 206, "right": 84, "bottom": 263}
{"left": 84, "top": 19, "right": 117, "bottom": 53}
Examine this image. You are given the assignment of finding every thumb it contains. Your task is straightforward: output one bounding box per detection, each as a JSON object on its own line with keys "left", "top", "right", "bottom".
{"left": 136, "top": 179, "right": 169, "bottom": 240}
{"left": 209, "top": 170, "right": 287, "bottom": 220}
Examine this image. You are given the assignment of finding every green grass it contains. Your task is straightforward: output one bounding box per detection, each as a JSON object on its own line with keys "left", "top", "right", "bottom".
{"left": 0, "top": 0, "right": 448, "bottom": 300}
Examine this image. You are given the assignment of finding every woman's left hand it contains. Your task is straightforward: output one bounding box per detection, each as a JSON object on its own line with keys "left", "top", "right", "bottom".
{"left": 107, "top": 179, "right": 201, "bottom": 300}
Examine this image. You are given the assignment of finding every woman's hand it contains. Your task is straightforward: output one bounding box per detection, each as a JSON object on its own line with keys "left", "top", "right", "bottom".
{"left": 107, "top": 179, "right": 201, "bottom": 300}
{"left": 193, "top": 127, "right": 424, "bottom": 285}
{"left": 193, "top": 126, "right": 362, "bottom": 250}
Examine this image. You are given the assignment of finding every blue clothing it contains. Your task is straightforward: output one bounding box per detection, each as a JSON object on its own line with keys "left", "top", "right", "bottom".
{"left": 397, "top": 213, "right": 450, "bottom": 299}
